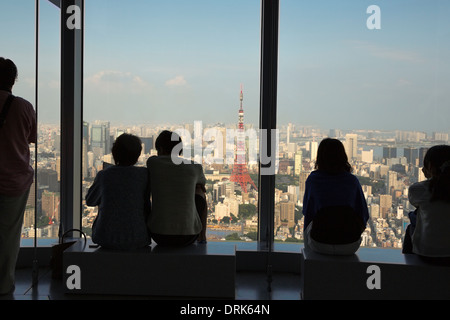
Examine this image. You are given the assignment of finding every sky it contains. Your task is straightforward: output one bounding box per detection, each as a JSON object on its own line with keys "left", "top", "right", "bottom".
{"left": 1, "top": 0, "right": 450, "bottom": 133}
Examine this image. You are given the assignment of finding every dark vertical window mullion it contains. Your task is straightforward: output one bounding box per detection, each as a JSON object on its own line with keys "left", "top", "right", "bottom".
{"left": 60, "top": 0, "right": 84, "bottom": 235}
{"left": 258, "top": 0, "right": 279, "bottom": 251}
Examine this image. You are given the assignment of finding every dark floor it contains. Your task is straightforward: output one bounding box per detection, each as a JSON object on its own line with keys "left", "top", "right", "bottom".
{"left": 2, "top": 267, "right": 302, "bottom": 301}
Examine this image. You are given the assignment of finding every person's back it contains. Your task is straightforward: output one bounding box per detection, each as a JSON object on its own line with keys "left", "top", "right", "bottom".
{"left": 303, "top": 170, "right": 368, "bottom": 229}
{"left": 409, "top": 180, "right": 450, "bottom": 257}
{"left": 147, "top": 155, "right": 204, "bottom": 236}
{"left": 85, "top": 134, "right": 151, "bottom": 250}
{"left": 146, "top": 130, "right": 207, "bottom": 246}
{"left": 302, "top": 138, "right": 368, "bottom": 255}
{"left": 0, "top": 88, "right": 36, "bottom": 197}
{"left": 405, "top": 145, "right": 450, "bottom": 258}
{"left": 87, "top": 165, "right": 150, "bottom": 250}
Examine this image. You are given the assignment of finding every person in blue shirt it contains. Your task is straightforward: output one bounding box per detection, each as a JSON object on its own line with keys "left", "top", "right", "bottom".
{"left": 303, "top": 138, "right": 369, "bottom": 255}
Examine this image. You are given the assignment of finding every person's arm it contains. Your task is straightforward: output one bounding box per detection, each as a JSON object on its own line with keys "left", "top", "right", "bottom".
{"left": 196, "top": 165, "right": 207, "bottom": 195}
{"left": 408, "top": 181, "right": 428, "bottom": 208}
{"left": 27, "top": 102, "right": 37, "bottom": 144}
{"left": 302, "top": 177, "right": 314, "bottom": 231}
{"left": 85, "top": 172, "right": 102, "bottom": 207}
{"left": 355, "top": 179, "right": 370, "bottom": 225}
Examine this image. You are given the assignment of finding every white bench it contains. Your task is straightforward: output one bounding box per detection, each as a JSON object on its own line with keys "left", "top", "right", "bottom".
{"left": 300, "top": 247, "right": 450, "bottom": 299}
{"left": 62, "top": 240, "right": 236, "bottom": 298}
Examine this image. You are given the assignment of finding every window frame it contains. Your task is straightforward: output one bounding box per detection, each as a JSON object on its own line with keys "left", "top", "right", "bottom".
{"left": 57, "top": 0, "right": 280, "bottom": 250}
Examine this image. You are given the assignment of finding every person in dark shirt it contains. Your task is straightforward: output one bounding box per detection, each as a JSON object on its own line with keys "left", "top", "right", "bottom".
{"left": 303, "top": 138, "right": 369, "bottom": 255}
{"left": 86, "top": 133, "right": 151, "bottom": 250}
{"left": 0, "top": 58, "right": 37, "bottom": 295}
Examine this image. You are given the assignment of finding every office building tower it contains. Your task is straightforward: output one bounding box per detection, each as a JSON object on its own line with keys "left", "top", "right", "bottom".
{"left": 294, "top": 151, "right": 303, "bottom": 176}
{"left": 280, "top": 201, "right": 295, "bottom": 228}
{"left": 345, "top": 134, "right": 358, "bottom": 160}
{"left": 90, "top": 121, "right": 111, "bottom": 157}
{"left": 140, "top": 136, "right": 154, "bottom": 154}
{"left": 299, "top": 171, "right": 309, "bottom": 204}
{"left": 361, "top": 149, "right": 373, "bottom": 163}
{"left": 404, "top": 147, "right": 418, "bottom": 165}
{"left": 370, "top": 203, "right": 380, "bottom": 219}
{"left": 418, "top": 147, "right": 429, "bottom": 167}
{"left": 380, "top": 194, "right": 392, "bottom": 218}
{"left": 383, "top": 146, "right": 397, "bottom": 159}
{"left": 386, "top": 170, "right": 398, "bottom": 195}
{"left": 41, "top": 191, "right": 60, "bottom": 224}
{"left": 37, "top": 169, "right": 59, "bottom": 193}
{"left": 310, "top": 141, "right": 318, "bottom": 162}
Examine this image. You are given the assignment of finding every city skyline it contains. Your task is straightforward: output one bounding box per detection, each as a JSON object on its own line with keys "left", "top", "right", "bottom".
{"left": 1, "top": 0, "right": 449, "bottom": 133}
{"left": 27, "top": 118, "right": 446, "bottom": 247}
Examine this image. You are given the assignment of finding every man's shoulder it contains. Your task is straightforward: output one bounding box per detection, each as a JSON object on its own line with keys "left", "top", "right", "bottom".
{"left": 13, "top": 95, "right": 34, "bottom": 109}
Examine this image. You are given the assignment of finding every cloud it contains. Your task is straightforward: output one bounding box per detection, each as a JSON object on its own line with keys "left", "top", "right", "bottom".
{"left": 350, "top": 41, "right": 422, "bottom": 63}
{"left": 396, "top": 78, "right": 412, "bottom": 86}
{"left": 84, "top": 70, "right": 152, "bottom": 93}
{"left": 165, "top": 75, "right": 187, "bottom": 87}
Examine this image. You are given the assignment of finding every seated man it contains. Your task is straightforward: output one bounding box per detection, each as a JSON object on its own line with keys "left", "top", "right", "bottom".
{"left": 86, "top": 133, "right": 151, "bottom": 250}
{"left": 146, "top": 130, "right": 207, "bottom": 246}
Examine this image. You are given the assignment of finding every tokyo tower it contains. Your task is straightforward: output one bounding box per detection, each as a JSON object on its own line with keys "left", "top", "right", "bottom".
{"left": 229, "top": 85, "right": 257, "bottom": 193}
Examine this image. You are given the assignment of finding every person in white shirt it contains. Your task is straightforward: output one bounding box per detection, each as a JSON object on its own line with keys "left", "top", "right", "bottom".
{"left": 403, "top": 145, "right": 450, "bottom": 261}
{"left": 146, "top": 130, "right": 207, "bottom": 246}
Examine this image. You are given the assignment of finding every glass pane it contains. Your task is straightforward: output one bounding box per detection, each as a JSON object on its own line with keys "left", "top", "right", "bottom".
{"left": 35, "top": 0, "right": 61, "bottom": 245}
{"left": 1, "top": 0, "right": 61, "bottom": 246}
{"left": 83, "top": 0, "right": 261, "bottom": 244}
{"left": 279, "top": 1, "right": 450, "bottom": 248}
{"left": 1, "top": 1, "right": 36, "bottom": 246}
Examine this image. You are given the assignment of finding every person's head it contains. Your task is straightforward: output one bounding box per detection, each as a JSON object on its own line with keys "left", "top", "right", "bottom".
{"left": 155, "top": 130, "right": 182, "bottom": 156}
{"left": 422, "top": 145, "right": 450, "bottom": 202}
{"left": 315, "top": 138, "right": 352, "bottom": 174}
{"left": 0, "top": 58, "right": 18, "bottom": 91}
{"left": 111, "top": 133, "right": 142, "bottom": 166}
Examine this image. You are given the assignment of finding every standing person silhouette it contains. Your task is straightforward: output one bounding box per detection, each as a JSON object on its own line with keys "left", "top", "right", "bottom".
{"left": 0, "top": 58, "right": 37, "bottom": 295}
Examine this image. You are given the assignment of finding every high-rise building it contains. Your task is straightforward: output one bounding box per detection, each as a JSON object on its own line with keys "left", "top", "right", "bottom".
{"left": 380, "top": 194, "right": 392, "bottom": 218}
{"left": 404, "top": 147, "right": 418, "bottom": 165}
{"left": 361, "top": 149, "right": 373, "bottom": 163}
{"left": 41, "top": 191, "right": 60, "bottom": 223}
{"left": 294, "top": 151, "right": 303, "bottom": 176}
{"left": 383, "top": 146, "right": 397, "bottom": 159}
{"left": 310, "top": 141, "right": 318, "bottom": 162}
{"left": 386, "top": 170, "right": 398, "bottom": 195}
{"left": 370, "top": 203, "right": 380, "bottom": 219}
{"left": 298, "top": 171, "right": 309, "bottom": 204}
{"left": 280, "top": 201, "right": 295, "bottom": 228}
{"left": 419, "top": 147, "right": 429, "bottom": 167}
{"left": 345, "top": 134, "right": 358, "bottom": 160}
{"left": 90, "top": 121, "right": 111, "bottom": 157}
{"left": 140, "top": 136, "right": 154, "bottom": 154}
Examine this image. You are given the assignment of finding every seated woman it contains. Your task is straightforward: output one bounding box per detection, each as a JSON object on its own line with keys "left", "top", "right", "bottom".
{"left": 402, "top": 145, "right": 450, "bottom": 262}
{"left": 303, "top": 138, "right": 369, "bottom": 255}
{"left": 86, "top": 133, "right": 151, "bottom": 250}
{"left": 146, "top": 130, "right": 207, "bottom": 246}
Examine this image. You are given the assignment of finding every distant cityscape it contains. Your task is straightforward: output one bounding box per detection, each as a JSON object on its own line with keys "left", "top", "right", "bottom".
{"left": 22, "top": 120, "right": 450, "bottom": 249}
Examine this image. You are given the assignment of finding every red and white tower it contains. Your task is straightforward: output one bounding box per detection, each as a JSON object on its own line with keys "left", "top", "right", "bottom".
{"left": 230, "top": 85, "right": 257, "bottom": 193}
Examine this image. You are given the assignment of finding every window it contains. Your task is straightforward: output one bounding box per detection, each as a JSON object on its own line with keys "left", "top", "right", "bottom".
{"left": 82, "top": 0, "right": 261, "bottom": 243}
{"left": 1, "top": 0, "right": 61, "bottom": 246}
{"left": 278, "top": 0, "right": 450, "bottom": 248}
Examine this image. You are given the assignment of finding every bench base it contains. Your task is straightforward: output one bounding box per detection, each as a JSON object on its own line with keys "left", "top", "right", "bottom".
{"left": 300, "top": 247, "right": 450, "bottom": 300}
{"left": 63, "top": 241, "right": 236, "bottom": 298}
